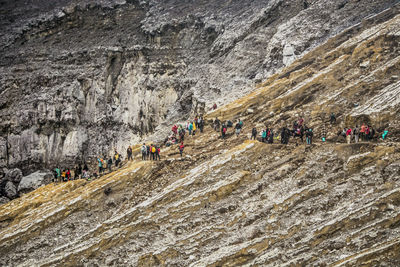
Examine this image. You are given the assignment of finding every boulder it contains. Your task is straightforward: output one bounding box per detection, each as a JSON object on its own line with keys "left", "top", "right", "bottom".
{"left": 18, "top": 170, "right": 53, "bottom": 194}
{"left": 5, "top": 168, "right": 23, "bottom": 184}
{"left": 246, "top": 108, "right": 254, "bottom": 114}
{"left": 4, "top": 181, "right": 17, "bottom": 199}
{"left": 0, "top": 196, "right": 10, "bottom": 205}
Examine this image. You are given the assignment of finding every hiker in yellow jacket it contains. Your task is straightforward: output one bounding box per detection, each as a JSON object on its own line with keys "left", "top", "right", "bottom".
{"left": 192, "top": 121, "right": 197, "bottom": 135}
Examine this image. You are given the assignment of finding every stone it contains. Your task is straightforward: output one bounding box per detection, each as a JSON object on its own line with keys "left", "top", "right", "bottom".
{"left": 4, "top": 181, "right": 17, "bottom": 199}
{"left": 246, "top": 108, "right": 254, "bottom": 114}
{"left": 360, "top": 60, "right": 370, "bottom": 68}
{"left": 18, "top": 170, "right": 53, "bottom": 194}
{"left": 5, "top": 168, "right": 23, "bottom": 184}
{"left": 0, "top": 196, "right": 10, "bottom": 205}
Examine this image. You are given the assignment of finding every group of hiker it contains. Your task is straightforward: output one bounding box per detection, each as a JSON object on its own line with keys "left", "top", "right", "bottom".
{"left": 52, "top": 110, "right": 390, "bottom": 183}
{"left": 213, "top": 115, "right": 388, "bottom": 146}
{"left": 163, "top": 115, "right": 206, "bottom": 157}
{"left": 141, "top": 144, "right": 161, "bottom": 161}
{"left": 53, "top": 163, "right": 89, "bottom": 182}
{"left": 340, "top": 123, "right": 378, "bottom": 144}
{"left": 97, "top": 151, "right": 123, "bottom": 175}
{"left": 213, "top": 116, "right": 313, "bottom": 144}
{"left": 53, "top": 150, "right": 125, "bottom": 182}
{"left": 212, "top": 118, "right": 239, "bottom": 139}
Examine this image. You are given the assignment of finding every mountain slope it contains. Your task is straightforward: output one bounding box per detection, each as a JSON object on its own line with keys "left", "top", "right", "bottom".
{"left": 0, "top": 3, "right": 400, "bottom": 267}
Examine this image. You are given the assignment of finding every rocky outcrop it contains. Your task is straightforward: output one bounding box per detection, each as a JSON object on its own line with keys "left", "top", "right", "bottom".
{"left": 4, "top": 182, "right": 17, "bottom": 200}
{"left": 5, "top": 168, "right": 22, "bottom": 184}
{"left": 1, "top": 0, "right": 399, "bottom": 173}
{"left": 17, "top": 170, "right": 53, "bottom": 195}
{"left": 0, "top": 168, "right": 22, "bottom": 201}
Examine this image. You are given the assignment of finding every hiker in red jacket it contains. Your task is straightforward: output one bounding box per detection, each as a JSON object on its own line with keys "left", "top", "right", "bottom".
{"left": 156, "top": 146, "right": 161, "bottom": 161}
{"left": 179, "top": 142, "right": 185, "bottom": 157}
{"left": 221, "top": 124, "right": 227, "bottom": 139}
{"left": 172, "top": 125, "right": 178, "bottom": 135}
{"left": 346, "top": 128, "right": 352, "bottom": 144}
{"left": 66, "top": 169, "right": 71, "bottom": 181}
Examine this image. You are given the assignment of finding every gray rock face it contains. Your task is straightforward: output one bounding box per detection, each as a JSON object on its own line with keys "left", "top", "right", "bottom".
{"left": 17, "top": 170, "right": 53, "bottom": 194}
{"left": 4, "top": 181, "right": 17, "bottom": 199}
{"left": 0, "top": 0, "right": 398, "bottom": 172}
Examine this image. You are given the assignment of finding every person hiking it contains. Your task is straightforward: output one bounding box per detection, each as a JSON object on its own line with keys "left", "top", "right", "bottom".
{"left": 146, "top": 144, "right": 150, "bottom": 160}
{"left": 214, "top": 118, "right": 221, "bottom": 131}
{"left": 97, "top": 157, "right": 103, "bottom": 174}
{"left": 151, "top": 144, "right": 156, "bottom": 160}
{"left": 298, "top": 117, "right": 304, "bottom": 127}
{"left": 368, "top": 126, "right": 375, "bottom": 141}
{"left": 262, "top": 129, "right": 267, "bottom": 143}
{"left": 365, "top": 125, "right": 371, "bottom": 141}
{"left": 107, "top": 157, "right": 112, "bottom": 172}
{"left": 235, "top": 121, "right": 242, "bottom": 137}
{"left": 280, "top": 128, "right": 285, "bottom": 144}
{"left": 114, "top": 152, "right": 120, "bottom": 167}
{"left": 382, "top": 129, "right": 389, "bottom": 140}
{"left": 192, "top": 121, "right": 197, "bottom": 135}
{"left": 127, "top": 146, "right": 133, "bottom": 161}
{"left": 251, "top": 127, "right": 257, "bottom": 140}
{"left": 306, "top": 128, "right": 313, "bottom": 145}
{"left": 102, "top": 158, "right": 107, "bottom": 174}
{"left": 221, "top": 124, "right": 227, "bottom": 139}
{"left": 360, "top": 123, "right": 366, "bottom": 141}
{"left": 285, "top": 127, "right": 291, "bottom": 144}
{"left": 346, "top": 128, "right": 352, "bottom": 144}
{"left": 330, "top": 112, "right": 336, "bottom": 124}
{"left": 199, "top": 116, "right": 204, "bottom": 133}
{"left": 61, "top": 169, "right": 66, "bottom": 181}
{"left": 82, "top": 169, "right": 89, "bottom": 180}
{"left": 156, "top": 146, "right": 161, "bottom": 161}
{"left": 212, "top": 103, "right": 217, "bottom": 110}
{"left": 179, "top": 142, "right": 184, "bottom": 157}
{"left": 321, "top": 124, "right": 327, "bottom": 143}
{"left": 74, "top": 165, "right": 81, "bottom": 180}
{"left": 141, "top": 143, "right": 147, "bottom": 160}
{"left": 66, "top": 169, "right": 71, "bottom": 181}
{"left": 172, "top": 125, "right": 178, "bottom": 135}
{"left": 179, "top": 128, "right": 185, "bottom": 143}
{"left": 54, "top": 167, "right": 61, "bottom": 182}
{"left": 353, "top": 125, "right": 360, "bottom": 143}
{"left": 268, "top": 129, "right": 274, "bottom": 144}
{"left": 188, "top": 122, "right": 193, "bottom": 136}
{"left": 52, "top": 169, "right": 57, "bottom": 182}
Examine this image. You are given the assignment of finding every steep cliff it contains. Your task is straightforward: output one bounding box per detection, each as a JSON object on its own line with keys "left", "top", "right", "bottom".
{"left": 1, "top": 0, "right": 399, "bottom": 174}
{"left": 0, "top": 4, "right": 400, "bottom": 266}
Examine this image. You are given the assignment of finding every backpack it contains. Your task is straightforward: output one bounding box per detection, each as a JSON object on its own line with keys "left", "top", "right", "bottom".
{"left": 152, "top": 147, "right": 156, "bottom": 153}
{"left": 223, "top": 127, "right": 227, "bottom": 133}
{"left": 141, "top": 145, "right": 146, "bottom": 152}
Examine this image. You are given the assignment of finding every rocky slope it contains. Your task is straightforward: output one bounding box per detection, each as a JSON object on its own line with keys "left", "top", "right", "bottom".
{"left": 1, "top": 0, "right": 399, "bottom": 175}
{"left": 0, "top": 4, "right": 400, "bottom": 266}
